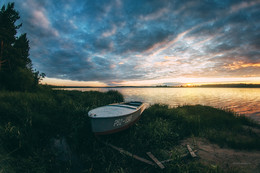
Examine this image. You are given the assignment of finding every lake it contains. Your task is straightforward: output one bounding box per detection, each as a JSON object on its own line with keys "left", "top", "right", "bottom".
{"left": 62, "top": 87, "right": 260, "bottom": 123}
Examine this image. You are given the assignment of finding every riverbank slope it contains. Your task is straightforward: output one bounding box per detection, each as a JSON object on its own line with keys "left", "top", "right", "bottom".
{"left": 0, "top": 90, "right": 259, "bottom": 172}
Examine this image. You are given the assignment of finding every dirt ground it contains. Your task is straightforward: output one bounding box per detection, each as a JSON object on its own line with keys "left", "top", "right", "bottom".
{"left": 181, "top": 137, "right": 260, "bottom": 173}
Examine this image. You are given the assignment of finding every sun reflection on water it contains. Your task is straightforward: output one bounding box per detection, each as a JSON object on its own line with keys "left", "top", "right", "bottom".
{"left": 63, "top": 87, "right": 260, "bottom": 123}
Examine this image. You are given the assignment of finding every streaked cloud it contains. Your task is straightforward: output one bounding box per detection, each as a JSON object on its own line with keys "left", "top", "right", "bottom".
{"left": 1, "top": 0, "right": 259, "bottom": 86}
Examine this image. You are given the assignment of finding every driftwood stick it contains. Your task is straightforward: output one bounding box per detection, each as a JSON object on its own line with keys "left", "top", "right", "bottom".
{"left": 232, "top": 162, "right": 251, "bottom": 165}
{"left": 132, "top": 154, "right": 155, "bottom": 166}
{"left": 160, "top": 153, "right": 189, "bottom": 163}
{"left": 98, "top": 139, "right": 155, "bottom": 166}
{"left": 146, "top": 152, "right": 165, "bottom": 169}
{"left": 160, "top": 158, "right": 173, "bottom": 163}
{"left": 107, "top": 143, "right": 155, "bottom": 165}
{"left": 187, "top": 144, "right": 197, "bottom": 158}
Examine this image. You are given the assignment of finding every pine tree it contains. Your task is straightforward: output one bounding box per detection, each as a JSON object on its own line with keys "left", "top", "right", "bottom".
{"left": 0, "top": 3, "right": 44, "bottom": 91}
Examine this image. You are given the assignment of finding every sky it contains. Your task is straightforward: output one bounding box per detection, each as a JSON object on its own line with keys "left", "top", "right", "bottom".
{"left": 1, "top": 0, "right": 260, "bottom": 86}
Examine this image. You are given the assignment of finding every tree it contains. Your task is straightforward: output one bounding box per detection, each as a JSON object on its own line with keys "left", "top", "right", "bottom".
{"left": 0, "top": 3, "right": 44, "bottom": 91}
{"left": 0, "top": 3, "right": 20, "bottom": 71}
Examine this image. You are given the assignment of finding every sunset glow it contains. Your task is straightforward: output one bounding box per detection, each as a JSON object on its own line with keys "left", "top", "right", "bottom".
{"left": 41, "top": 78, "right": 107, "bottom": 87}
{"left": 1, "top": 0, "right": 259, "bottom": 86}
{"left": 41, "top": 76, "right": 260, "bottom": 87}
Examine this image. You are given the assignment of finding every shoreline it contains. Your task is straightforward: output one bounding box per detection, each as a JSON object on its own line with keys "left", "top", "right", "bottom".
{"left": 55, "top": 86, "right": 260, "bottom": 124}
{"left": 49, "top": 83, "right": 260, "bottom": 88}
{"left": 0, "top": 90, "right": 259, "bottom": 172}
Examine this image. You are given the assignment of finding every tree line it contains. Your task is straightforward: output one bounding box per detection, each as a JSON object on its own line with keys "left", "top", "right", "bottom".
{"left": 0, "top": 3, "right": 45, "bottom": 91}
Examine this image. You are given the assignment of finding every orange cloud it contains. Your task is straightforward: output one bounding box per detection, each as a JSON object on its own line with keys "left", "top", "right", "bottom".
{"left": 224, "top": 61, "right": 260, "bottom": 70}
{"left": 111, "top": 81, "right": 121, "bottom": 84}
{"left": 41, "top": 77, "right": 107, "bottom": 87}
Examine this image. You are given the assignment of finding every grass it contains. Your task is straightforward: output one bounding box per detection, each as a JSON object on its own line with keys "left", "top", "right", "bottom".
{"left": 0, "top": 89, "right": 259, "bottom": 172}
{"left": 0, "top": 89, "right": 123, "bottom": 172}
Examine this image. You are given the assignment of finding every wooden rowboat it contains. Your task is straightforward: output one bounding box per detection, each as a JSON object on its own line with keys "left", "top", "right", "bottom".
{"left": 88, "top": 101, "right": 147, "bottom": 135}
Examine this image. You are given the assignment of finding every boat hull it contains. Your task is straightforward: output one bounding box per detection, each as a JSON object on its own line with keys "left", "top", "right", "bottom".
{"left": 89, "top": 102, "right": 146, "bottom": 135}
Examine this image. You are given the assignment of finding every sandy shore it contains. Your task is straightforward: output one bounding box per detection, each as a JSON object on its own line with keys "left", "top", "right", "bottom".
{"left": 181, "top": 137, "right": 260, "bottom": 173}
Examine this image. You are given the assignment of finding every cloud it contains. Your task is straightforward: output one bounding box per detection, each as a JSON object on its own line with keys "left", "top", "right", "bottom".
{"left": 15, "top": 0, "right": 59, "bottom": 38}
{"left": 102, "top": 25, "right": 117, "bottom": 38}
{"left": 230, "top": 1, "right": 260, "bottom": 13}
{"left": 1, "top": 0, "right": 259, "bottom": 85}
{"left": 223, "top": 61, "right": 260, "bottom": 70}
{"left": 94, "top": 38, "right": 114, "bottom": 51}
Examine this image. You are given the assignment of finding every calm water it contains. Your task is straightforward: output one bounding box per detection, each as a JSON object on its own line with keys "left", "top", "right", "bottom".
{"left": 63, "top": 87, "right": 260, "bottom": 123}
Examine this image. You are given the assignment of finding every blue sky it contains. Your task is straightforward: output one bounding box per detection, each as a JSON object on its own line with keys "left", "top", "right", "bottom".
{"left": 1, "top": 0, "right": 260, "bottom": 86}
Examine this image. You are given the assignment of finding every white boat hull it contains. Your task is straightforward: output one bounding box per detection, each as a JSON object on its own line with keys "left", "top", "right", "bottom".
{"left": 88, "top": 102, "right": 146, "bottom": 135}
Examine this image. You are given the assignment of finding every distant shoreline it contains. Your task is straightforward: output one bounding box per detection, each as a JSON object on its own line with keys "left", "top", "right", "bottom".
{"left": 50, "top": 84, "right": 260, "bottom": 88}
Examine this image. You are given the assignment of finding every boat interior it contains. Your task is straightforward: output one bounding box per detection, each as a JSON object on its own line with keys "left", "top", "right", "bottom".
{"left": 109, "top": 101, "right": 143, "bottom": 110}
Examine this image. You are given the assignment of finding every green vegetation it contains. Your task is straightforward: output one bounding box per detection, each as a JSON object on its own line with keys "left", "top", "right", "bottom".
{"left": 0, "top": 90, "right": 259, "bottom": 172}
{"left": 0, "top": 3, "right": 44, "bottom": 91}
{"left": 0, "top": 89, "right": 124, "bottom": 172}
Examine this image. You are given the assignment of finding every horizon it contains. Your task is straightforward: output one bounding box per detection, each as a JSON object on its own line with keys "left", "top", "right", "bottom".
{"left": 47, "top": 82, "right": 260, "bottom": 88}
{"left": 1, "top": 0, "right": 260, "bottom": 86}
{"left": 41, "top": 77, "right": 260, "bottom": 87}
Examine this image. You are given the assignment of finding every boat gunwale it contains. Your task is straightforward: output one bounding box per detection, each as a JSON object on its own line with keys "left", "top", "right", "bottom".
{"left": 88, "top": 103, "right": 146, "bottom": 119}
{"left": 108, "top": 104, "right": 137, "bottom": 109}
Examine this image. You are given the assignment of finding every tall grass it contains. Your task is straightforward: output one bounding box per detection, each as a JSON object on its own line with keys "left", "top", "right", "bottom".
{"left": 0, "top": 90, "right": 259, "bottom": 172}
{"left": 0, "top": 89, "right": 123, "bottom": 172}
{"left": 95, "top": 104, "right": 260, "bottom": 172}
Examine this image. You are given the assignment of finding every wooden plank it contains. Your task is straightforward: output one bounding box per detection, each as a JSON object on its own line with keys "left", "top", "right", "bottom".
{"left": 187, "top": 145, "right": 197, "bottom": 158}
{"left": 132, "top": 154, "right": 155, "bottom": 166}
{"left": 146, "top": 152, "right": 165, "bottom": 169}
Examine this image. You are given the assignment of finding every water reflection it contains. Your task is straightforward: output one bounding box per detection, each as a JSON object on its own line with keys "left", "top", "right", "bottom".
{"left": 62, "top": 88, "right": 260, "bottom": 123}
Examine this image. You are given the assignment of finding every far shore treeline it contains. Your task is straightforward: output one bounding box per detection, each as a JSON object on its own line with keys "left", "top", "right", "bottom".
{"left": 0, "top": 3, "right": 45, "bottom": 91}
{"left": 50, "top": 83, "right": 260, "bottom": 88}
